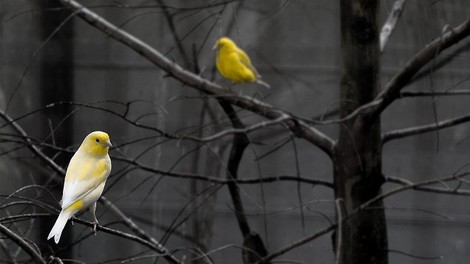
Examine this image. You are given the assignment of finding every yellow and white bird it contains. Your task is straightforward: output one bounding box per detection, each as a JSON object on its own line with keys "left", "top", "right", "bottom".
{"left": 47, "top": 131, "right": 112, "bottom": 244}
{"left": 213, "top": 37, "right": 270, "bottom": 89}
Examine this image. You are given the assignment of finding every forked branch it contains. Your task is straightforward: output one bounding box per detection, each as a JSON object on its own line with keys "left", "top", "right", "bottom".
{"left": 370, "top": 18, "right": 470, "bottom": 118}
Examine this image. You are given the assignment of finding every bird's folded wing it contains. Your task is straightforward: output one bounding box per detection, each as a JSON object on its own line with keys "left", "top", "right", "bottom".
{"left": 237, "top": 49, "right": 260, "bottom": 77}
{"left": 61, "top": 157, "right": 110, "bottom": 209}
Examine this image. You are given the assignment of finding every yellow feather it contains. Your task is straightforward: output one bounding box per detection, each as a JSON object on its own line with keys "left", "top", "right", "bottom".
{"left": 214, "top": 37, "right": 270, "bottom": 88}
{"left": 68, "top": 199, "right": 84, "bottom": 211}
{"left": 48, "top": 131, "right": 112, "bottom": 244}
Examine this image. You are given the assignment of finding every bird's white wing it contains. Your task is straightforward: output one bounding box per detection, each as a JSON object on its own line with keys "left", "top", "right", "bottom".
{"left": 61, "top": 153, "right": 111, "bottom": 209}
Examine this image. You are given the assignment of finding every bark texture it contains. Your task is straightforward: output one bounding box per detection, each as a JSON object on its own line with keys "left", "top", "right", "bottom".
{"left": 334, "top": 1, "right": 388, "bottom": 264}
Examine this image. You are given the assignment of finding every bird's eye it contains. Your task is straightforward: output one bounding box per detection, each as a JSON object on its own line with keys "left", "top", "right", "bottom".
{"left": 96, "top": 139, "right": 100, "bottom": 143}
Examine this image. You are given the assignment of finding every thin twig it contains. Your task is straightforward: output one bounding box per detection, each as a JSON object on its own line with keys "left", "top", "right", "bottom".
{"left": 382, "top": 113, "right": 470, "bottom": 144}
{"left": 362, "top": 171, "right": 470, "bottom": 210}
{"left": 388, "top": 249, "right": 443, "bottom": 260}
{"left": 256, "top": 224, "right": 336, "bottom": 264}
{"left": 385, "top": 175, "right": 470, "bottom": 196}
{"left": 400, "top": 89, "right": 470, "bottom": 97}
{"left": 99, "top": 197, "right": 180, "bottom": 263}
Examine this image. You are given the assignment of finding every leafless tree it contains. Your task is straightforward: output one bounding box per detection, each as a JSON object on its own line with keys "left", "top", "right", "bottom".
{"left": 1, "top": 1, "right": 470, "bottom": 264}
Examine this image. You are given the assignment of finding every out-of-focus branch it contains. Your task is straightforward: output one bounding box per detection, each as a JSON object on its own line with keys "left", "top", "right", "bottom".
{"left": 361, "top": 171, "right": 470, "bottom": 210}
{"left": 369, "top": 18, "right": 470, "bottom": 119}
{"left": 156, "top": 0, "right": 190, "bottom": 67}
{"left": 56, "top": 0, "right": 335, "bottom": 157}
{"left": 385, "top": 175, "right": 470, "bottom": 195}
{"left": 382, "top": 113, "right": 470, "bottom": 144}
{"left": 187, "top": 116, "right": 292, "bottom": 143}
{"left": 400, "top": 89, "right": 470, "bottom": 97}
{"left": 0, "top": 109, "right": 65, "bottom": 175}
{"left": 113, "top": 155, "right": 334, "bottom": 188}
{"left": 380, "top": 0, "right": 407, "bottom": 52}
{"left": 0, "top": 223, "right": 46, "bottom": 264}
{"left": 257, "top": 224, "right": 337, "bottom": 264}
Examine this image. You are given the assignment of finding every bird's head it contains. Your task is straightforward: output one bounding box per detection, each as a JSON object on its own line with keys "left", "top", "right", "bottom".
{"left": 80, "top": 131, "right": 112, "bottom": 156}
{"left": 213, "top": 37, "right": 237, "bottom": 50}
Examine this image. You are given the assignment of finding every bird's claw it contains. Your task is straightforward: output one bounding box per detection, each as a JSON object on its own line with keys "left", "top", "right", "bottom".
{"left": 92, "top": 221, "right": 99, "bottom": 236}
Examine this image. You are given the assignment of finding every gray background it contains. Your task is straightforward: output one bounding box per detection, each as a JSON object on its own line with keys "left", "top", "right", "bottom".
{"left": 1, "top": 0, "right": 470, "bottom": 263}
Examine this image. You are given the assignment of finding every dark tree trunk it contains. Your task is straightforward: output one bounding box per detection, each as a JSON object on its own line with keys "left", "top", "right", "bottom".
{"left": 334, "top": 1, "right": 388, "bottom": 264}
{"left": 39, "top": 0, "right": 75, "bottom": 258}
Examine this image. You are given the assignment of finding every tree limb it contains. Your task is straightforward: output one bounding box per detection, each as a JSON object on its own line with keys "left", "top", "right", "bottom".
{"left": 382, "top": 113, "right": 470, "bottom": 144}
{"left": 385, "top": 175, "right": 470, "bottom": 196}
{"left": 361, "top": 171, "right": 470, "bottom": 210}
{"left": 380, "top": 0, "right": 407, "bottom": 52}
{"left": 369, "top": 18, "right": 470, "bottom": 118}
{"left": 56, "top": 0, "right": 335, "bottom": 157}
{"left": 400, "top": 89, "right": 470, "bottom": 97}
{"left": 0, "top": 223, "right": 46, "bottom": 264}
{"left": 256, "top": 224, "right": 336, "bottom": 264}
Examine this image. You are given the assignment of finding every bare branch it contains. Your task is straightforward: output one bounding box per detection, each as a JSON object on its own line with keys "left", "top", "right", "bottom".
{"left": 113, "top": 154, "right": 333, "bottom": 188}
{"left": 256, "top": 224, "right": 336, "bottom": 264}
{"left": 385, "top": 175, "right": 470, "bottom": 196}
{"left": 388, "top": 249, "right": 443, "bottom": 261}
{"left": 362, "top": 171, "right": 470, "bottom": 211}
{"left": 370, "top": 18, "right": 470, "bottom": 118}
{"left": 380, "top": 0, "right": 407, "bottom": 52}
{"left": 189, "top": 116, "right": 292, "bottom": 143}
{"left": 0, "top": 109, "right": 65, "bottom": 175}
{"left": 382, "top": 113, "right": 470, "bottom": 144}
{"left": 99, "top": 197, "right": 181, "bottom": 263}
{"left": 56, "top": 0, "right": 335, "bottom": 157}
{"left": 400, "top": 89, "right": 470, "bottom": 97}
{"left": 0, "top": 223, "right": 46, "bottom": 264}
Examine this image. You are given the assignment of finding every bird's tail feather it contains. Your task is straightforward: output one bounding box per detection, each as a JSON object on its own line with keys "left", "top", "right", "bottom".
{"left": 47, "top": 210, "right": 73, "bottom": 244}
{"left": 256, "top": 79, "right": 271, "bottom": 89}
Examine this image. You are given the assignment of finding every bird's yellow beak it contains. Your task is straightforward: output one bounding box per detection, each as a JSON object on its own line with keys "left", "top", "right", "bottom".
{"left": 106, "top": 140, "right": 113, "bottom": 148}
{"left": 212, "top": 42, "right": 219, "bottom": 50}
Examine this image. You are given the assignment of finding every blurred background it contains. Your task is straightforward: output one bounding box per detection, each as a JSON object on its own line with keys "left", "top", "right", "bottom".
{"left": 1, "top": 0, "right": 470, "bottom": 263}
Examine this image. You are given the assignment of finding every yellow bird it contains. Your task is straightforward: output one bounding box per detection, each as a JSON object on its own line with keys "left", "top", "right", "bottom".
{"left": 47, "top": 131, "right": 112, "bottom": 244}
{"left": 214, "top": 37, "right": 270, "bottom": 89}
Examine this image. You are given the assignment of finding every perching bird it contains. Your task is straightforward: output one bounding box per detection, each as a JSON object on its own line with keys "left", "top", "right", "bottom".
{"left": 47, "top": 131, "right": 112, "bottom": 244}
{"left": 213, "top": 37, "right": 270, "bottom": 89}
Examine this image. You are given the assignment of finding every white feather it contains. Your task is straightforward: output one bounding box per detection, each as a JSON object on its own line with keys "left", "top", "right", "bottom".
{"left": 47, "top": 210, "right": 74, "bottom": 244}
